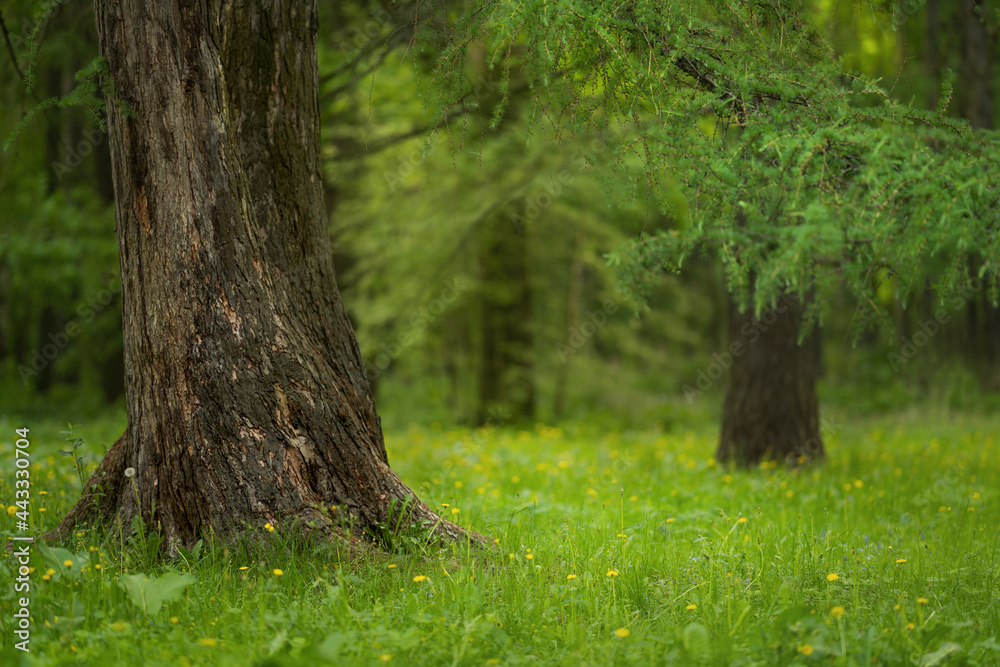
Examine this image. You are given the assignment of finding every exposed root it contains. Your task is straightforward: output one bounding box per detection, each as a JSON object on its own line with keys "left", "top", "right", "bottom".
{"left": 39, "top": 429, "right": 494, "bottom": 558}
{"left": 37, "top": 431, "right": 129, "bottom": 545}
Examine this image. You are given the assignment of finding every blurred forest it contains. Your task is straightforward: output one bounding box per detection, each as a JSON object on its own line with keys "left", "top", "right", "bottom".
{"left": 1, "top": 0, "right": 998, "bottom": 428}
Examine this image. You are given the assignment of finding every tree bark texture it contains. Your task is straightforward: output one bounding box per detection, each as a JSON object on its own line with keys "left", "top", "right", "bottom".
{"left": 717, "top": 292, "right": 823, "bottom": 467}
{"left": 58, "top": 0, "right": 474, "bottom": 551}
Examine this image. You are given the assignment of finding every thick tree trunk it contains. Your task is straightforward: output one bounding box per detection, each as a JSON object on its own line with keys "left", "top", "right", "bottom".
{"left": 717, "top": 292, "right": 822, "bottom": 467}
{"left": 56, "top": 0, "right": 477, "bottom": 552}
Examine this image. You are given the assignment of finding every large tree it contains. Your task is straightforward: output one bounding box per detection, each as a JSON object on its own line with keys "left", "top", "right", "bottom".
{"left": 51, "top": 0, "right": 475, "bottom": 551}
{"left": 447, "top": 0, "right": 999, "bottom": 466}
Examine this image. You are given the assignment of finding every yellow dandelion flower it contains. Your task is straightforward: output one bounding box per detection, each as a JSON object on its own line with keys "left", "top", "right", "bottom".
{"left": 614, "top": 627, "right": 631, "bottom": 638}
{"left": 895, "top": 559, "right": 907, "bottom": 564}
{"left": 264, "top": 523, "right": 274, "bottom": 532}
{"left": 606, "top": 570, "right": 619, "bottom": 577}
{"left": 826, "top": 573, "right": 839, "bottom": 582}
{"left": 7, "top": 506, "right": 16, "bottom": 516}
{"left": 798, "top": 645, "right": 813, "bottom": 656}
{"left": 567, "top": 574, "right": 577, "bottom": 580}
{"left": 907, "top": 623, "right": 915, "bottom": 630}
{"left": 686, "top": 604, "right": 697, "bottom": 611}
{"left": 387, "top": 564, "right": 397, "bottom": 569}
{"left": 94, "top": 564, "right": 101, "bottom": 571}
{"left": 272, "top": 568, "right": 283, "bottom": 576}
{"left": 451, "top": 508, "right": 460, "bottom": 515}
{"left": 46, "top": 569, "right": 55, "bottom": 576}
{"left": 526, "top": 554, "right": 534, "bottom": 560}
{"left": 831, "top": 606, "right": 845, "bottom": 619}
{"left": 380, "top": 655, "right": 392, "bottom": 662}
{"left": 917, "top": 597, "right": 928, "bottom": 604}
{"left": 63, "top": 560, "right": 73, "bottom": 568}
{"left": 239, "top": 566, "right": 249, "bottom": 571}
{"left": 413, "top": 575, "right": 428, "bottom": 582}
{"left": 197, "top": 637, "right": 218, "bottom": 647}
{"left": 665, "top": 518, "right": 675, "bottom": 524}
{"left": 738, "top": 517, "right": 748, "bottom": 524}
{"left": 171, "top": 617, "right": 179, "bottom": 624}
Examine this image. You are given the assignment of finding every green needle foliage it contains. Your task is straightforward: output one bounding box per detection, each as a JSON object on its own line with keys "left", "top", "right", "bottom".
{"left": 435, "top": 0, "right": 1000, "bottom": 333}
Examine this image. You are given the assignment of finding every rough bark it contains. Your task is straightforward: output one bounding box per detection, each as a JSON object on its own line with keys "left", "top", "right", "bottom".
{"left": 56, "top": 0, "right": 480, "bottom": 552}
{"left": 717, "top": 292, "right": 822, "bottom": 467}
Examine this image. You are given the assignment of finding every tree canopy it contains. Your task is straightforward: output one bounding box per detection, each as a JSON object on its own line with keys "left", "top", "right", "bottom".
{"left": 431, "top": 0, "right": 999, "bottom": 333}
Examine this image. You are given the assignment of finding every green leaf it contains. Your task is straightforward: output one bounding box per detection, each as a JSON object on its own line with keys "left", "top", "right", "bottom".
{"left": 120, "top": 571, "right": 195, "bottom": 616}
{"left": 36, "top": 544, "right": 87, "bottom": 579}
{"left": 919, "top": 642, "right": 962, "bottom": 666}
{"left": 682, "top": 622, "right": 711, "bottom": 663}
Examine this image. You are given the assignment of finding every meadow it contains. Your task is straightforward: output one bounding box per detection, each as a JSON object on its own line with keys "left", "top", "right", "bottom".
{"left": 0, "top": 408, "right": 997, "bottom": 666}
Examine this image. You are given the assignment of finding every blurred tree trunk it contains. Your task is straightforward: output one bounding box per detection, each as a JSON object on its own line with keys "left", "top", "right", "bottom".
{"left": 475, "top": 217, "right": 535, "bottom": 425}
{"left": 0, "top": 260, "right": 8, "bottom": 363}
{"left": 56, "top": 0, "right": 477, "bottom": 551}
{"left": 554, "top": 230, "right": 584, "bottom": 419}
{"left": 717, "top": 291, "right": 822, "bottom": 467}
{"left": 926, "top": 0, "right": 942, "bottom": 110}
{"left": 958, "top": 0, "right": 998, "bottom": 389}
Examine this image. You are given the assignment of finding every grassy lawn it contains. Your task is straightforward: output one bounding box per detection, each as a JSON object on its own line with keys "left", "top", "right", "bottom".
{"left": 0, "top": 409, "right": 998, "bottom": 665}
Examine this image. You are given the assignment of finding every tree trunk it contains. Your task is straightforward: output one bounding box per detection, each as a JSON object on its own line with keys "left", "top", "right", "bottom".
{"left": 554, "top": 230, "right": 584, "bottom": 419}
{"left": 475, "top": 216, "right": 535, "bottom": 425}
{"left": 56, "top": 0, "right": 477, "bottom": 552}
{"left": 958, "top": 0, "right": 999, "bottom": 390}
{"left": 717, "top": 292, "right": 822, "bottom": 467}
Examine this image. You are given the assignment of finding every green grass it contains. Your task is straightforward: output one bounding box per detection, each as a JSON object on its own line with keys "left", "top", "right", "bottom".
{"left": 0, "top": 409, "right": 998, "bottom": 665}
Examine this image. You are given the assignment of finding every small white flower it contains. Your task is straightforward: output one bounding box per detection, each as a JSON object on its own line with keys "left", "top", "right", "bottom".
{"left": 124, "top": 467, "right": 136, "bottom": 478}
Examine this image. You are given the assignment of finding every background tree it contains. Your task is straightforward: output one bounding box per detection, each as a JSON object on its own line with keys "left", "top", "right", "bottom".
{"left": 443, "top": 0, "right": 999, "bottom": 465}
